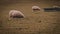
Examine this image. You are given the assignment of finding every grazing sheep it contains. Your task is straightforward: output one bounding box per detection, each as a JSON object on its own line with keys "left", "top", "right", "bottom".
{"left": 9, "top": 10, "right": 25, "bottom": 20}
{"left": 32, "top": 6, "right": 40, "bottom": 11}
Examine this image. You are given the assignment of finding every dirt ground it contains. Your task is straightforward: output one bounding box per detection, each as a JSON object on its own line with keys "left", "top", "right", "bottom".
{"left": 0, "top": 0, "right": 60, "bottom": 34}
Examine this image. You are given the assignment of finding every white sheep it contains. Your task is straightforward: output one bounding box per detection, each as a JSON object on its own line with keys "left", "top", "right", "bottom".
{"left": 32, "top": 6, "right": 40, "bottom": 11}
{"left": 9, "top": 10, "right": 25, "bottom": 20}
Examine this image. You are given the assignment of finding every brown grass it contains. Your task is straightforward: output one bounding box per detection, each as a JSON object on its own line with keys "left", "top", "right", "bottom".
{"left": 0, "top": 0, "right": 60, "bottom": 34}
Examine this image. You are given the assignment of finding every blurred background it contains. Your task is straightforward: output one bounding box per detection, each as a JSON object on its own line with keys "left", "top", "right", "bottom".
{"left": 0, "top": 0, "right": 60, "bottom": 34}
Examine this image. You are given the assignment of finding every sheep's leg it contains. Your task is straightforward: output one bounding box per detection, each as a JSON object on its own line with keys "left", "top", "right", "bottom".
{"left": 32, "top": 9, "right": 35, "bottom": 12}
{"left": 8, "top": 16, "right": 11, "bottom": 20}
{"left": 8, "top": 15, "right": 12, "bottom": 21}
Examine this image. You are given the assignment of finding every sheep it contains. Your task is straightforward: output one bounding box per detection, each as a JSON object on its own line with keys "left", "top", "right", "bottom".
{"left": 32, "top": 6, "right": 40, "bottom": 11}
{"left": 9, "top": 10, "right": 25, "bottom": 20}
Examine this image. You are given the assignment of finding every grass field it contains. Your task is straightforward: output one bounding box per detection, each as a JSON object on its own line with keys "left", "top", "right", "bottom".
{"left": 0, "top": 0, "right": 60, "bottom": 34}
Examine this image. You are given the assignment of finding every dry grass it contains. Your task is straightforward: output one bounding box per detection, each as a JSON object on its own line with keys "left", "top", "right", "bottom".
{"left": 0, "top": 0, "right": 60, "bottom": 34}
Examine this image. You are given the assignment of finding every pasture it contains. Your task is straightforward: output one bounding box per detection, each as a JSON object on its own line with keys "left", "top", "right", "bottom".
{"left": 0, "top": 0, "right": 60, "bottom": 34}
